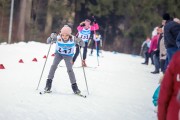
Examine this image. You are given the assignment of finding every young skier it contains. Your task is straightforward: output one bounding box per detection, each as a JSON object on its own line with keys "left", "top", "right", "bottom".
{"left": 89, "top": 31, "right": 102, "bottom": 57}
{"left": 44, "top": 25, "right": 84, "bottom": 94}
{"left": 152, "top": 75, "right": 163, "bottom": 113}
{"left": 72, "top": 18, "right": 99, "bottom": 67}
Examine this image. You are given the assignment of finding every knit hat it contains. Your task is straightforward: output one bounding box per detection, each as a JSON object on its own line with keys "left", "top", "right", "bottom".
{"left": 60, "top": 25, "right": 72, "bottom": 35}
{"left": 85, "top": 19, "right": 91, "bottom": 23}
{"left": 162, "top": 13, "right": 171, "bottom": 21}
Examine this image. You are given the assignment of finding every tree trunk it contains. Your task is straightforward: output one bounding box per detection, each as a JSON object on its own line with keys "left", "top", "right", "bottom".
{"left": 45, "top": 0, "right": 53, "bottom": 35}
{"left": 0, "top": 6, "right": 4, "bottom": 40}
{"left": 25, "top": 0, "right": 32, "bottom": 25}
{"left": 25, "top": 0, "right": 32, "bottom": 41}
{"left": 17, "top": 0, "right": 26, "bottom": 41}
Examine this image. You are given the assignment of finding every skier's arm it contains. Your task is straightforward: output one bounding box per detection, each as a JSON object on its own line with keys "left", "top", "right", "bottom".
{"left": 141, "top": 41, "right": 146, "bottom": 48}
{"left": 77, "top": 21, "right": 85, "bottom": 31}
{"left": 90, "top": 23, "right": 99, "bottom": 31}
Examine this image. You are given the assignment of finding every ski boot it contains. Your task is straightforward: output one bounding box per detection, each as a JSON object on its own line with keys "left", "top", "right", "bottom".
{"left": 97, "top": 53, "right": 100, "bottom": 57}
{"left": 44, "top": 79, "right": 52, "bottom": 92}
{"left": 82, "top": 60, "right": 87, "bottom": 67}
{"left": 72, "top": 83, "right": 81, "bottom": 94}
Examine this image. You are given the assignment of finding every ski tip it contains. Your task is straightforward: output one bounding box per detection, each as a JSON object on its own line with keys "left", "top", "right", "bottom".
{"left": 81, "top": 94, "right": 87, "bottom": 98}
{"left": 39, "top": 91, "right": 52, "bottom": 95}
{"left": 81, "top": 95, "right": 87, "bottom": 98}
{"left": 75, "top": 93, "right": 87, "bottom": 98}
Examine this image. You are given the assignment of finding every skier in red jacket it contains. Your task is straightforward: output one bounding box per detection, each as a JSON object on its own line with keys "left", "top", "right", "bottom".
{"left": 158, "top": 51, "right": 180, "bottom": 120}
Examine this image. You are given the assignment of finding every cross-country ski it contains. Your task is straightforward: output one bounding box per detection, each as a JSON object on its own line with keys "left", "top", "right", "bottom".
{"left": 39, "top": 91, "right": 86, "bottom": 98}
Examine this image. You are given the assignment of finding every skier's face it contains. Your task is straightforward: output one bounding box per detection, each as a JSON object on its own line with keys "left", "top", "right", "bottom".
{"left": 84, "top": 20, "right": 91, "bottom": 29}
{"left": 61, "top": 34, "right": 70, "bottom": 41}
{"left": 95, "top": 34, "right": 99, "bottom": 38}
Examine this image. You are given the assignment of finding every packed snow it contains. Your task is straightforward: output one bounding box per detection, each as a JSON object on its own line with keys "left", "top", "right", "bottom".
{"left": 0, "top": 41, "right": 159, "bottom": 120}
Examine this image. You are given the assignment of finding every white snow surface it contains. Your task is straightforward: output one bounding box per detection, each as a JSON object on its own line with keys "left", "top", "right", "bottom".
{"left": 0, "top": 41, "right": 159, "bottom": 120}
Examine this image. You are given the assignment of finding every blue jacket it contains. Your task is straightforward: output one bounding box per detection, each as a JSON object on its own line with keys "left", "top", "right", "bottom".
{"left": 152, "top": 85, "right": 160, "bottom": 106}
{"left": 176, "top": 32, "right": 180, "bottom": 48}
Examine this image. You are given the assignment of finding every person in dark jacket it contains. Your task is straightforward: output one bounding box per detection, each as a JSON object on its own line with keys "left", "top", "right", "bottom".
{"left": 162, "top": 13, "right": 180, "bottom": 67}
{"left": 177, "top": 32, "right": 180, "bottom": 49}
{"left": 173, "top": 18, "right": 180, "bottom": 51}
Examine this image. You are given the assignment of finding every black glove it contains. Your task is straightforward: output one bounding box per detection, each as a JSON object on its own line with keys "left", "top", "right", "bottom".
{"left": 92, "top": 16, "right": 97, "bottom": 24}
{"left": 80, "top": 21, "right": 85, "bottom": 27}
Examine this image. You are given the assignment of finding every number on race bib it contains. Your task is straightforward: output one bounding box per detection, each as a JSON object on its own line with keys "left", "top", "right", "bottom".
{"left": 68, "top": 48, "right": 72, "bottom": 53}
{"left": 58, "top": 48, "right": 72, "bottom": 54}
{"left": 58, "top": 48, "right": 62, "bottom": 53}
{"left": 80, "top": 35, "right": 89, "bottom": 40}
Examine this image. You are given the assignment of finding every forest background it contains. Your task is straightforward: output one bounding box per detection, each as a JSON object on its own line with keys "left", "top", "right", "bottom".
{"left": 0, "top": 0, "right": 180, "bottom": 54}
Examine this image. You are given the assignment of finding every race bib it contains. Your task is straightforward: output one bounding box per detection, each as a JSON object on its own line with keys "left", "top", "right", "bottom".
{"left": 93, "top": 34, "right": 101, "bottom": 42}
{"left": 56, "top": 36, "right": 75, "bottom": 56}
{"left": 78, "top": 28, "right": 91, "bottom": 42}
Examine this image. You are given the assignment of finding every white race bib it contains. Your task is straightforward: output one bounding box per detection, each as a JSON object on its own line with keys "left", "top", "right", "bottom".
{"left": 56, "top": 36, "right": 75, "bottom": 56}
{"left": 78, "top": 28, "right": 91, "bottom": 42}
{"left": 93, "top": 34, "right": 101, "bottom": 42}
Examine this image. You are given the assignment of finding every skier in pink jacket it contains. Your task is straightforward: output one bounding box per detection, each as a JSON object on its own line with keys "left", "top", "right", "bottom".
{"left": 72, "top": 18, "right": 99, "bottom": 67}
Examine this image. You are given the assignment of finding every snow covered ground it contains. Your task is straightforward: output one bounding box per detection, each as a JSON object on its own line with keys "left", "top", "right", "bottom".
{"left": 0, "top": 42, "right": 159, "bottom": 120}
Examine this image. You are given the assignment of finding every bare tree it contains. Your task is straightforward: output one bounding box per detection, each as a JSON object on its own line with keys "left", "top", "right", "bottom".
{"left": 45, "top": 0, "right": 53, "bottom": 34}
{"left": 25, "top": 0, "right": 32, "bottom": 41}
{"left": 25, "top": 0, "right": 32, "bottom": 25}
{"left": 17, "top": 0, "right": 26, "bottom": 41}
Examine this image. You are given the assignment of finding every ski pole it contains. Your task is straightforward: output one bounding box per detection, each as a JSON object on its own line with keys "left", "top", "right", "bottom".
{"left": 99, "top": 37, "right": 103, "bottom": 56}
{"left": 78, "top": 44, "right": 89, "bottom": 95}
{"left": 36, "top": 41, "right": 53, "bottom": 90}
{"left": 95, "top": 41, "right": 100, "bottom": 66}
{"left": 92, "top": 16, "right": 99, "bottom": 66}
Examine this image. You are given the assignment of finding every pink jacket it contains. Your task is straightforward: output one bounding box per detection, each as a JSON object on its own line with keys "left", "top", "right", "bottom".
{"left": 148, "top": 34, "right": 160, "bottom": 53}
{"left": 77, "top": 23, "right": 99, "bottom": 31}
{"left": 158, "top": 51, "right": 180, "bottom": 120}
